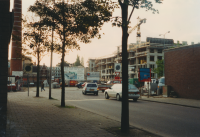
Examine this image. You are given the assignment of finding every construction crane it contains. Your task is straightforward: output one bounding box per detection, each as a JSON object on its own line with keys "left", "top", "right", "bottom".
{"left": 128, "top": 16, "right": 147, "bottom": 44}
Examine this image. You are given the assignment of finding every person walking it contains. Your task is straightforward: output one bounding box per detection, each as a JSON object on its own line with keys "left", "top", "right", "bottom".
{"left": 41, "top": 81, "right": 45, "bottom": 91}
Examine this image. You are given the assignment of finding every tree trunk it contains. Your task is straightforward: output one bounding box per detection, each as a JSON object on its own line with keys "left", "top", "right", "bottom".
{"left": 121, "top": 1, "right": 129, "bottom": 133}
{"left": 36, "top": 50, "right": 40, "bottom": 97}
{"left": 61, "top": 0, "right": 65, "bottom": 107}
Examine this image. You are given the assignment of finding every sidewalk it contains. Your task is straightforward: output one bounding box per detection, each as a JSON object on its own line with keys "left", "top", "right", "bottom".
{"left": 139, "top": 95, "right": 200, "bottom": 108}
{"left": 6, "top": 90, "right": 160, "bottom": 137}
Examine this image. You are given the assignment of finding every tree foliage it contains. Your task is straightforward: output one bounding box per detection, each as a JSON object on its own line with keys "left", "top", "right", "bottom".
{"left": 56, "top": 61, "right": 70, "bottom": 67}
{"left": 22, "top": 15, "right": 52, "bottom": 97}
{"left": 153, "top": 59, "right": 164, "bottom": 78}
{"left": 116, "top": 0, "right": 162, "bottom": 133}
{"left": 28, "top": 0, "right": 117, "bottom": 106}
{"left": 74, "top": 55, "right": 82, "bottom": 66}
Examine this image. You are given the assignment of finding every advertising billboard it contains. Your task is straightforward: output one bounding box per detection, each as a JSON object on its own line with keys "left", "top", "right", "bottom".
{"left": 64, "top": 67, "right": 84, "bottom": 80}
{"left": 87, "top": 72, "right": 100, "bottom": 80}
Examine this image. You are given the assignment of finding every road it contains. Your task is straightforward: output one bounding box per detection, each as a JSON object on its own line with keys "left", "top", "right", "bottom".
{"left": 47, "top": 87, "right": 200, "bottom": 137}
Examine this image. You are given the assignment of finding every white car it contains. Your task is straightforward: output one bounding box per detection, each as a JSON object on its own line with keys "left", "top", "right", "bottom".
{"left": 82, "top": 83, "right": 98, "bottom": 95}
{"left": 104, "top": 83, "right": 140, "bottom": 101}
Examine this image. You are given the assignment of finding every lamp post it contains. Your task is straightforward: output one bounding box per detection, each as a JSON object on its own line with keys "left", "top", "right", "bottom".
{"left": 159, "top": 31, "right": 170, "bottom": 76}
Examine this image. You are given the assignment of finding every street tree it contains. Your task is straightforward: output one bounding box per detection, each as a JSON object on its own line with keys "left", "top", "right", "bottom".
{"left": 23, "top": 16, "right": 52, "bottom": 97}
{"left": 114, "top": 0, "right": 162, "bottom": 133}
{"left": 153, "top": 59, "right": 164, "bottom": 78}
{"left": 28, "top": 0, "right": 117, "bottom": 107}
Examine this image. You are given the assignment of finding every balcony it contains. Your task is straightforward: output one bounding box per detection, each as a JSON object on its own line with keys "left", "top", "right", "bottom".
{"left": 114, "top": 57, "right": 122, "bottom": 61}
{"left": 135, "top": 51, "right": 148, "bottom": 57}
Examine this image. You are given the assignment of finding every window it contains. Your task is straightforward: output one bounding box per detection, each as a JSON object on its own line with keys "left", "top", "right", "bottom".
{"left": 158, "top": 56, "right": 162, "bottom": 60}
{"left": 151, "top": 73, "right": 154, "bottom": 78}
{"left": 159, "top": 77, "right": 165, "bottom": 84}
{"left": 128, "top": 84, "right": 137, "bottom": 89}
{"left": 150, "top": 56, "right": 154, "bottom": 61}
{"left": 157, "top": 49, "right": 162, "bottom": 53}
{"left": 150, "top": 64, "right": 155, "bottom": 69}
{"left": 87, "top": 84, "right": 97, "bottom": 87}
{"left": 150, "top": 49, "right": 154, "bottom": 53}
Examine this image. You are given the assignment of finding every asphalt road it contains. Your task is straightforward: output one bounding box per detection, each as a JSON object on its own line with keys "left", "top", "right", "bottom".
{"left": 50, "top": 87, "right": 200, "bottom": 137}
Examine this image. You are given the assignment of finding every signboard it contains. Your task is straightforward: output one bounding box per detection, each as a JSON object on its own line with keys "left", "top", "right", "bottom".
{"left": 64, "top": 67, "right": 84, "bottom": 80}
{"left": 138, "top": 68, "right": 151, "bottom": 82}
{"left": 114, "top": 63, "right": 121, "bottom": 72}
{"left": 87, "top": 72, "right": 100, "bottom": 80}
{"left": 146, "top": 37, "right": 174, "bottom": 45}
{"left": 52, "top": 76, "right": 54, "bottom": 80}
{"left": 12, "top": 71, "right": 23, "bottom": 77}
{"left": 24, "top": 63, "right": 32, "bottom": 73}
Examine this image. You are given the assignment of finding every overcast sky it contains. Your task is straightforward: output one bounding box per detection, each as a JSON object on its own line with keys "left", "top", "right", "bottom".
{"left": 10, "top": 0, "right": 200, "bottom": 67}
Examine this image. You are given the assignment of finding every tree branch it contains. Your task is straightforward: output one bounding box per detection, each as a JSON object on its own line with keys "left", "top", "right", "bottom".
{"left": 118, "top": 0, "right": 122, "bottom": 6}
{"left": 128, "top": 6, "right": 135, "bottom": 23}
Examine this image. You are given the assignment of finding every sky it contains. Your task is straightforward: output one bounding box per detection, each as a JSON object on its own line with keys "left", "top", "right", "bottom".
{"left": 10, "top": 0, "right": 200, "bottom": 67}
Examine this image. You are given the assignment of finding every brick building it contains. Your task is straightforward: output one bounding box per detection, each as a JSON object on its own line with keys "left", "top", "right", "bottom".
{"left": 165, "top": 44, "right": 200, "bottom": 99}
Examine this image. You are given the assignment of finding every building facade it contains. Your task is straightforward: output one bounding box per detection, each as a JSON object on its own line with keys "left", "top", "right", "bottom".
{"left": 165, "top": 44, "right": 200, "bottom": 99}
{"left": 88, "top": 37, "right": 175, "bottom": 81}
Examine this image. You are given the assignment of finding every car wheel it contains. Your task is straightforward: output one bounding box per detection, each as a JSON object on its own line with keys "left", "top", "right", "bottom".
{"left": 102, "top": 90, "right": 105, "bottom": 93}
{"left": 133, "top": 98, "right": 138, "bottom": 102}
{"left": 105, "top": 93, "right": 109, "bottom": 99}
{"left": 117, "top": 94, "right": 121, "bottom": 101}
{"left": 85, "top": 91, "right": 87, "bottom": 95}
{"left": 96, "top": 92, "right": 98, "bottom": 96}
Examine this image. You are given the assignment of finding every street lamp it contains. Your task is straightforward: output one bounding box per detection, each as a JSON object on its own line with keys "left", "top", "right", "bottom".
{"left": 159, "top": 31, "right": 170, "bottom": 77}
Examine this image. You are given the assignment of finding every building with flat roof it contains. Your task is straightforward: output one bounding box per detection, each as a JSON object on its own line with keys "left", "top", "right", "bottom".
{"left": 88, "top": 37, "right": 176, "bottom": 81}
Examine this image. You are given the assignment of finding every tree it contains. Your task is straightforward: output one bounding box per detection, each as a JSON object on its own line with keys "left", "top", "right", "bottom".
{"left": 74, "top": 55, "right": 82, "bottom": 66}
{"left": 81, "top": 57, "right": 84, "bottom": 66}
{"left": 115, "top": 0, "right": 162, "bottom": 133}
{"left": 153, "top": 59, "right": 164, "bottom": 78}
{"left": 56, "top": 61, "right": 70, "bottom": 67}
{"left": 29, "top": 0, "right": 116, "bottom": 107}
{"left": 23, "top": 16, "right": 51, "bottom": 97}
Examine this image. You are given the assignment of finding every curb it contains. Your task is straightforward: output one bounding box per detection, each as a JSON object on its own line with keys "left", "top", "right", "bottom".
{"left": 139, "top": 99, "right": 200, "bottom": 109}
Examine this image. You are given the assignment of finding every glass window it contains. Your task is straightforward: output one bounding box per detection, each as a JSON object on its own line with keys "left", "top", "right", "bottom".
{"left": 87, "top": 84, "right": 97, "bottom": 87}
{"left": 128, "top": 84, "right": 137, "bottom": 89}
{"left": 159, "top": 77, "right": 165, "bottom": 84}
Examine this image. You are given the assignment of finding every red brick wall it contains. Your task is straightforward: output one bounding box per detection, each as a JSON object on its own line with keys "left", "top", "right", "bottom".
{"left": 165, "top": 44, "right": 200, "bottom": 99}
{"left": 10, "top": 0, "right": 22, "bottom": 74}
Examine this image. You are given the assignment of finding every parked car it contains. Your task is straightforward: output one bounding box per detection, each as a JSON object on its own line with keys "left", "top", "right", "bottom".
{"left": 104, "top": 83, "right": 140, "bottom": 102}
{"left": 82, "top": 83, "right": 98, "bottom": 95}
{"left": 52, "top": 82, "right": 60, "bottom": 88}
{"left": 29, "top": 82, "right": 35, "bottom": 87}
{"left": 7, "top": 83, "right": 16, "bottom": 91}
{"left": 81, "top": 82, "right": 87, "bottom": 87}
{"left": 157, "top": 77, "right": 165, "bottom": 94}
{"left": 76, "top": 82, "right": 83, "bottom": 88}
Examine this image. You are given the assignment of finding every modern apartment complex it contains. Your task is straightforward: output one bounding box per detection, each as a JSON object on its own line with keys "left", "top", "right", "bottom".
{"left": 88, "top": 37, "right": 175, "bottom": 81}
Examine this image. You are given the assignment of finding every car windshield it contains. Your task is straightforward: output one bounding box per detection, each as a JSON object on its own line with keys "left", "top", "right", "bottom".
{"left": 87, "top": 84, "right": 97, "bottom": 87}
{"left": 159, "top": 78, "right": 165, "bottom": 84}
{"left": 128, "top": 84, "right": 137, "bottom": 89}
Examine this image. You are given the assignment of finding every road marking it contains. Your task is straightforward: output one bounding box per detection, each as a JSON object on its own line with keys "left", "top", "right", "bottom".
{"left": 66, "top": 99, "right": 105, "bottom": 101}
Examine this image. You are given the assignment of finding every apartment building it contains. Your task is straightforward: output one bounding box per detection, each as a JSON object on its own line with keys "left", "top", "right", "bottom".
{"left": 88, "top": 37, "right": 175, "bottom": 81}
